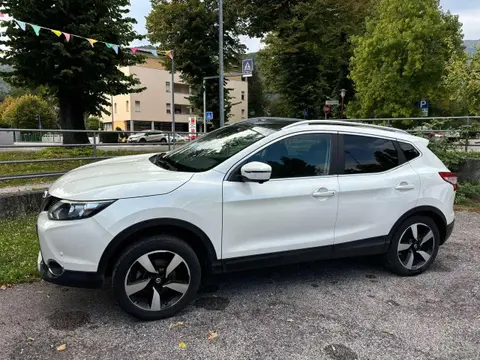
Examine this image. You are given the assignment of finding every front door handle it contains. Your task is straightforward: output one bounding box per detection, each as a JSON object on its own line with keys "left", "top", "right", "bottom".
{"left": 395, "top": 182, "right": 415, "bottom": 191}
{"left": 312, "top": 189, "right": 336, "bottom": 198}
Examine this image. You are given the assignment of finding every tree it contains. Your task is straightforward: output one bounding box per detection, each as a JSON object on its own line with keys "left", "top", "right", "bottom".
{"left": 348, "top": 0, "right": 464, "bottom": 119}
{"left": 258, "top": 0, "right": 373, "bottom": 119}
{"left": 466, "top": 46, "right": 480, "bottom": 116}
{"left": 86, "top": 116, "right": 103, "bottom": 130}
{"left": 147, "top": 0, "right": 245, "bottom": 129}
{"left": 2, "top": 94, "right": 57, "bottom": 129}
{"left": 0, "top": 0, "right": 144, "bottom": 143}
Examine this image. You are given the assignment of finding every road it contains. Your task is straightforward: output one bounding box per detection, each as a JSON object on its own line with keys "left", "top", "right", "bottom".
{"left": 0, "top": 212, "right": 479, "bottom": 360}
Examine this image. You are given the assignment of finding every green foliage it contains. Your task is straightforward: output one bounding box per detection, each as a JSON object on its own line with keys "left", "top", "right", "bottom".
{"left": 0, "top": 0, "right": 145, "bottom": 143}
{"left": 86, "top": 116, "right": 103, "bottom": 130}
{"left": 348, "top": 0, "right": 464, "bottom": 118}
{"left": 258, "top": 0, "right": 373, "bottom": 119}
{"left": 1, "top": 94, "right": 57, "bottom": 129}
{"left": 455, "top": 182, "right": 480, "bottom": 206}
{"left": 147, "top": 0, "right": 245, "bottom": 129}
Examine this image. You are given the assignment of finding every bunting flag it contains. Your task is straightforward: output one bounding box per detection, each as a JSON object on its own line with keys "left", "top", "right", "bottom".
{"left": 1, "top": 15, "right": 172, "bottom": 58}
{"left": 87, "top": 38, "right": 98, "bottom": 47}
{"left": 30, "top": 24, "right": 41, "bottom": 36}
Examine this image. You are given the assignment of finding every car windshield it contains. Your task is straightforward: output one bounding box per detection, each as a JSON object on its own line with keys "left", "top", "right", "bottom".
{"left": 151, "top": 122, "right": 276, "bottom": 172}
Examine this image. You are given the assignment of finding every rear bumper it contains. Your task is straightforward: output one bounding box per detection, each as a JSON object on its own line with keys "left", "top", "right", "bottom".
{"left": 441, "top": 220, "right": 455, "bottom": 245}
{"left": 38, "top": 252, "right": 103, "bottom": 289}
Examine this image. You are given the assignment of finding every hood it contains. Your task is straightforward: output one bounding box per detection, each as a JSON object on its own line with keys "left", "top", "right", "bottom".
{"left": 49, "top": 153, "right": 194, "bottom": 201}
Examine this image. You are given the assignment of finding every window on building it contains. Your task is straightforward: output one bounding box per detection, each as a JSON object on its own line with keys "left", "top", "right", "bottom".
{"left": 135, "top": 101, "right": 141, "bottom": 112}
{"left": 114, "top": 103, "right": 117, "bottom": 114}
{"left": 166, "top": 103, "right": 171, "bottom": 114}
{"left": 241, "top": 91, "right": 245, "bottom": 101}
{"left": 241, "top": 109, "right": 245, "bottom": 119}
{"left": 126, "top": 101, "right": 129, "bottom": 112}
{"left": 166, "top": 82, "right": 171, "bottom": 93}
{"left": 344, "top": 135, "right": 399, "bottom": 174}
{"left": 248, "top": 133, "right": 332, "bottom": 179}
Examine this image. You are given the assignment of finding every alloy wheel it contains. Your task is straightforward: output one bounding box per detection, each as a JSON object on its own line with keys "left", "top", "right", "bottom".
{"left": 124, "top": 251, "right": 191, "bottom": 312}
{"left": 397, "top": 223, "right": 435, "bottom": 271}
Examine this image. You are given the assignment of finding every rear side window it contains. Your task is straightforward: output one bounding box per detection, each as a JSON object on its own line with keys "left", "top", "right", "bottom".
{"left": 344, "top": 135, "right": 399, "bottom": 174}
{"left": 399, "top": 142, "right": 420, "bottom": 161}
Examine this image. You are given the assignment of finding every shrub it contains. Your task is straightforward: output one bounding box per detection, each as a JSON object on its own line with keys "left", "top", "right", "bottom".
{"left": 86, "top": 116, "right": 103, "bottom": 130}
{"left": 2, "top": 94, "right": 57, "bottom": 129}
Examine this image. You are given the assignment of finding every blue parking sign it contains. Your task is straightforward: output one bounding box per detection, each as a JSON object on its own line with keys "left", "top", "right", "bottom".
{"left": 206, "top": 111, "right": 213, "bottom": 121}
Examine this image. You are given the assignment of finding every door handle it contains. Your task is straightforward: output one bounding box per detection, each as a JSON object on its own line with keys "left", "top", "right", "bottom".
{"left": 312, "top": 189, "right": 336, "bottom": 198}
{"left": 395, "top": 182, "right": 415, "bottom": 191}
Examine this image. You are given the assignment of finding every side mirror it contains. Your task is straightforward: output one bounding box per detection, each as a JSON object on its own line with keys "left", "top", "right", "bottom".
{"left": 240, "top": 162, "right": 272, "bottom": 183}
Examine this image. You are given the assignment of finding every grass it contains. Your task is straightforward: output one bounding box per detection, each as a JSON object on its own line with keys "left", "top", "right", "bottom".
{"left": 0, "top": 147, "right": 156, "bottom": 188}
{"left": 0, "top": 215, "right": 39, "bottom": 286}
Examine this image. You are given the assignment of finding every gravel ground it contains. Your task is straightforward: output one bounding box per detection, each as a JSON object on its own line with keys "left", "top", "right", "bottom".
{"left": 0, "top": 212, "right": 479, "bottom": 360}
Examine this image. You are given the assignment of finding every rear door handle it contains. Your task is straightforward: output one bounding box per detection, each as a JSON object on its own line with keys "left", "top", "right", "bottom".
{"left": 312, "top": 189, "right": 336, "bottom": 198}
{"left": 395, "top": 183, "right": 415, "bottom": 191}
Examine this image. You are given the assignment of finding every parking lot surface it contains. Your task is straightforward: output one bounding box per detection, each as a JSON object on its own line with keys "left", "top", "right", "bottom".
{"left": 0, "top": 212, "right": 479, "bottom": 360}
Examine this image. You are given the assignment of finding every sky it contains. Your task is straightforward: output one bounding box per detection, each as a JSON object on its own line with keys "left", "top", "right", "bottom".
{"left": 129, "top": 0, "right": 480, "bottom": 51}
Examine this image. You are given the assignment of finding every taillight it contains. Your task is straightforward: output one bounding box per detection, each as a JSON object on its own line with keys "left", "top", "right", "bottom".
{"left": 439, "top": 172, "right": 458, "bottom": 191}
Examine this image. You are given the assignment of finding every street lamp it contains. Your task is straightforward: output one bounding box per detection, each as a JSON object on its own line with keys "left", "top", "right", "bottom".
{"left": 340, "top": 89, "right": 347, "bottom": 119}
{"left": 218, "top": 0, "right": 225, "bottom": 128}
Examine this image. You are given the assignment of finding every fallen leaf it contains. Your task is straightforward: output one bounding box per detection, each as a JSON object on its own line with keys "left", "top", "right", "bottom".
{"left": 169, "top": 321, "right": 185, "bottom": 329}
{"left": 383, "top": 330, "right": 394, "bottom": 335}
{"left": 178, "top": 342, "right": 186, "bottom": 349}
{"left": 207, "top": 331, "right": 219, "bottom": 341}
{"left": 27, "top": 337, "right": 34, "bottom": 342}
{"left": 56, "top": 344, "right": 67, "bottom": 351}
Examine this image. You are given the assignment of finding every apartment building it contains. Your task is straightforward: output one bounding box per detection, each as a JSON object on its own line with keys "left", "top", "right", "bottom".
{"left": 101, "top": 55, "right": 248, "bottom": 132}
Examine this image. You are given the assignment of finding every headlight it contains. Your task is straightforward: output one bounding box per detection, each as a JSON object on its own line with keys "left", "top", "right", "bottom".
{"left": 48, "top": 200, "right": 115, "bottom": 221}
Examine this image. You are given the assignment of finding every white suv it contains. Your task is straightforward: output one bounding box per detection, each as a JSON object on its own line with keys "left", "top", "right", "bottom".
{"left": 37, "top": 118, "right": 456, "bottom": 320}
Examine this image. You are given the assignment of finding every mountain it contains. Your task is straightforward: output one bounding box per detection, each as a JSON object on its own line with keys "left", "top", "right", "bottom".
{"left": 465, "top": 40, "right": 480, "bottom": 56}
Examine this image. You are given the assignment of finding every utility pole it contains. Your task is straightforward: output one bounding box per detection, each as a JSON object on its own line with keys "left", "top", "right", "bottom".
{"left": 203, "top": 79, "right": 207, "bottom": 133}
{"left": 171, "top": 51, "right": 175, "bottom": 136}
{"left": 219, "top": 0, "right": 225, "bottom": 128}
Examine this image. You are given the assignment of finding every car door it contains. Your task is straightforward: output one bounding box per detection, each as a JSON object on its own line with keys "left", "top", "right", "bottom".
{"left": 334, "top": 133, "right": 421, "bottom": 253}
{"left": 222, "top": 132, "right": 340, "bottom": 260}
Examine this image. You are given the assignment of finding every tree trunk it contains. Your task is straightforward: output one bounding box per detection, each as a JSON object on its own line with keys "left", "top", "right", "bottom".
{"left": 59, "top": 94, "right": 89, "bottom": 144}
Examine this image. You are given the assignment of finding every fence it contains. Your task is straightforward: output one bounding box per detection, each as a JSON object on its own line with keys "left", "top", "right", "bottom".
{"left": 2, "top": 116, "right": 480, "bottom": 183}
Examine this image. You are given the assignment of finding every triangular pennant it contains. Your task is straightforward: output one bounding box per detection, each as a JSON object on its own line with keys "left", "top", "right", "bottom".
{"left": 106, "top": 43, "right": 113, "bottom": 48}
{"left": 52, "top": 30, "right": 62, "bottom": 37}
{"left": 131, "top": 47, "right": 138, "bottom": 53}
{"left": 30, "top": 24, "right": 41, "bottom": 36}
{"left": 106, "top": 43, "right": 119, "bottom": 54}
{"left": 87, "top": 38, "right": 98, "bottom": 47}
{"left": 63, "top": 33, "right": 71, "bottom": 42}
{"left": 15, "top": 20, "right": 26, "bottom": 31}
{"left": 112, "top": 44, "right": 119, "bottom": 54}
{"left": 151, "top": 50, "right": 158, "bottom": 57}
{"left": 166, "top": 50, "right": 173, "bottom": 60}
{"left": 0, "top": 13, "right": 5, "bottom": 18}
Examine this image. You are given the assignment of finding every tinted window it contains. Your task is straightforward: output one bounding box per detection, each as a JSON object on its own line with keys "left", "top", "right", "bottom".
{"left": 399, "top": 142, "right": 420, "bottom": 161}
{"left": 249, "top": 133, "right": 332, "bottom": 179}
{"left": 344, "top": 135, "right": 398, "bottom": 174}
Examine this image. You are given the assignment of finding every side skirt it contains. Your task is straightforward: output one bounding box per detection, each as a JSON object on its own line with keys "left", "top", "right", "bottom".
{"left": 219, "top": 236, "right": 387, "bottom": 273}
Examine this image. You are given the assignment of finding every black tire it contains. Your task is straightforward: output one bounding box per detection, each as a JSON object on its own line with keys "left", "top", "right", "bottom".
{"left": 382, "top": 216, "right": 440, "bottom": 276}
{"left": 139, "top": 138, "right": 147, "bottom": 143}
{"left": 112, "top": 235, "right": 201, "bottom": 321}
{"left": 160, "top": 138, "right": 167, "bottom": 144}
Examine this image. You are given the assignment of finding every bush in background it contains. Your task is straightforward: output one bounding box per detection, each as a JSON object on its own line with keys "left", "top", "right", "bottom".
{"left": 1, "top": 95, "right": 57, "bottom": 129}
{"left": 86, "top": 116, "right": 103, "bottom": 131}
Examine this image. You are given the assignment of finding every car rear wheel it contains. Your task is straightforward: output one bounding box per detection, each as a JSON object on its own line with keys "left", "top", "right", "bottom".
{"left": 139, "top": 138, "right": 147, "bottom": 143}
{"left": 160, "top": 138, "right": 167, "bottom": 144}
{"left": 383, "top": 216, "right": 440, "bottom": 276}
{"left": 112, "top": 235, "right": 201, "bottom": 320}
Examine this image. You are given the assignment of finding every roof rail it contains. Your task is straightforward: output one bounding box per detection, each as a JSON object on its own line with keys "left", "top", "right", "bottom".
{"left": 283, "top": 120, "right": 409, "bottom": 134}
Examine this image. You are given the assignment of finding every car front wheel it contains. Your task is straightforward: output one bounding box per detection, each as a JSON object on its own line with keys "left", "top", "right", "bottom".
{"left": 383, "top": 216, "right": 440, "bottom": 276}
{"left": 112, "top": 235, "right": 201, "bottom": 320}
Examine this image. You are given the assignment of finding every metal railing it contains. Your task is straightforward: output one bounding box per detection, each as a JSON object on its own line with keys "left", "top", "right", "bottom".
{"left": 1, "top": 116, "right": 480, "bottom": 183}
{"left": 0, "top": 128, "right": 202, "bottom": 182}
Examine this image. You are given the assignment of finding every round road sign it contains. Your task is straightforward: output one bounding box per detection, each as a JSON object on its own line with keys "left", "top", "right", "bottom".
{"left": 323, "top": 104, "right": 330, "bottom": 114}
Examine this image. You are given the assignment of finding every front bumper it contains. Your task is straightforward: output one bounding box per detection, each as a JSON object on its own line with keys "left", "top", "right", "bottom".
{"left": 38, "top": 252, "right": 103, "bottom": 288}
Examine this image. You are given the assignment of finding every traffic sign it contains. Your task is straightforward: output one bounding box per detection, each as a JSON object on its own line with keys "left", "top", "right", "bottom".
{"left": 242, "top": 59, "right": 253, "bottom": 77}
{"left": 419, "top": 99, "right": 429, "bottom": 117}
{"left": 323, "top": 104, "right": 330, "bottom": 114}
{"left": 325, "top": 100, "right": 339, "bottom": 106}
{"left": 206, "top": 111, "right": 213, "bottom": 121}
{"left": 188, "top": 116, "right": 197, "bottom": 135}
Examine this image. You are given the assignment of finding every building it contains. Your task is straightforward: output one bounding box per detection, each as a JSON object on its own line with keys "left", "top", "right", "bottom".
{"left": 101, "top": 55, "right": 248, "bottom": 132}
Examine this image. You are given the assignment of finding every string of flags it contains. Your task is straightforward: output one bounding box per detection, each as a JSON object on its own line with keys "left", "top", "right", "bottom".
{"left": 0, "top": 13, "right": 173, "bottom": 59}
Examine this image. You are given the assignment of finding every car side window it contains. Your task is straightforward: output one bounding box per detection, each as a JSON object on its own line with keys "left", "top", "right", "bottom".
{"left": 248, "top": 133, "right": 332, "bottom": 179}
{"left": 344, "top": 135, "right": 399, "bottom": 174}
{"left": 399, "top": 142, "right": 420, "bottom": 161}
